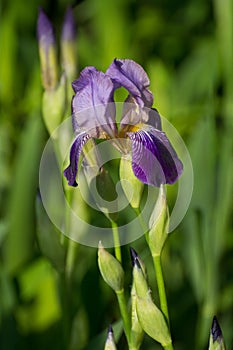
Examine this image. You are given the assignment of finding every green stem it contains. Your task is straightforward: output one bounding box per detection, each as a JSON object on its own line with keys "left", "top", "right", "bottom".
{"left": 134, "top": 207, "right": 149, "bottom": 240}
{"left": 111, "top": 221, "right": 122, "bottom": 263}
{"left": 153, "top": 254, "right": 170, "bottom": 328}
{"left": 116, "top": 289, "right": 131, "bottom": 346}
{"left": 164, "top": 342, "right": 174, "bottom": 350}
{"left": 66, "top": 239, "right": 79, "bottom": 283}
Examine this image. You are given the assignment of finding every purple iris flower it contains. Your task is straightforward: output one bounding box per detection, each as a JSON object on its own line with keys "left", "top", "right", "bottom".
{"left": 64, "top": 59, "right": 183, "bottom": 187}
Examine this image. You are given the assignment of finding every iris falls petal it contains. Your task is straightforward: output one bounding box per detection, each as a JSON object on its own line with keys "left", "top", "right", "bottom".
{"left": 64, "top": 131, "right": 90, "bottom": 186}
{"left": 127, "top": 128, "right": 183, "bottom": 187}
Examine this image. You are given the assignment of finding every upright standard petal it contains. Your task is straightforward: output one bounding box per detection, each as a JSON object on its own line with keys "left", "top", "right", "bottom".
{"left": 106, "top": 59, "right": 153, "bottom": 107}
{"left": 64, "top": 131, "right": 90, "bottom": 186}
{"left": 120, "top": 99, "right": 162, "bottom": 132}
{"left": 127, "top": 128, "right": 183, "bottom": 187}
{"left": 72, "top": 67, "right": 117, "bottom": 138}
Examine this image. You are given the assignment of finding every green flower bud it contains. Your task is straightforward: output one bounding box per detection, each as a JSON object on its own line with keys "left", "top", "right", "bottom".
{"left": 136, "top": 296, "right": 172, "bottom": 347}
{"left": 208, "top": 316, "right": 226, "bottom": 350}
{"left": 119, "top": 156, "right": 144, "bottom": 209}
{"left": 42, "top": 74, "right": 66, "bottom": 136}
{"left": 131, "top": 283, "right": 144, "bottom": 349}
{"left": 104, "top": 325, "right": 117, "bottom": 350}
{"left": 98, "top": 242, "right": 124, "bottom": 292}
{"left": 148, "top": 185, "right": 169, "bottom": 257}
{"left": 131, "top": 249, "right": 149, "bottom": 299}
{"left": 130, "top": 247, "right": 147, "bottom": 276}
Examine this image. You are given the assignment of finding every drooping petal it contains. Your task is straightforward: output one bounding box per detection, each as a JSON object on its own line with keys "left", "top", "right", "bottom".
{"left": 106, "top": 59, "right": 153, "bottom": 108}
{"left": 72, "top": 67, "right": 117, "bottom": 138}
{"left": 127, "top": 128, "right": 183, "bottom": 186}
{"left": 64, "top": 131, "right": 90, "bottom": 186}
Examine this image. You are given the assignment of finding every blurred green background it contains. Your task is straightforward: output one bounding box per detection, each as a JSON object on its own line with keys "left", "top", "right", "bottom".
{"left": 0, "top": 0, "right": 232, "bottom": 349}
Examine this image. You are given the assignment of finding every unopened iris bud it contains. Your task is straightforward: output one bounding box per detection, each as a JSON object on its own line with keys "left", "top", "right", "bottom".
{"left": 42, "top": 74, "right": 66, "bottom": 136}
{"left": 104, "top": 325, "right": 117, "bottom": 350}
{"left": 119, "top": 156, "right": 144, "bottom": 209}
{"left": 98, "top": 242, "right": 124, "bottom": 292}
{"left": 130, "top": 248, "right": 145, "bottom": 348}
{"left": 61, "top": 6, "right": 77, "bottom": 81}
{"left": 130, "top": 247, "right": 147, "bottom": 276}
{"left": 148, "top": 185, "right": 169, "bottom": 256}
{"left": 131, "top": 247, "right": 172, "bottom": 347}
{"left": 130, "top": 251, "right": 144, "bottom": 349}
{"left": 131, "top": 248, "right": 149, "bottom": 299}
{"left": 209, "top": 316, "right": 226, "bottom": 350}
{"left": 136, "top": 296, "right": 171, "bottom": 347}
{"left": 37, "top": 8, "right": 59, "bottom": 90}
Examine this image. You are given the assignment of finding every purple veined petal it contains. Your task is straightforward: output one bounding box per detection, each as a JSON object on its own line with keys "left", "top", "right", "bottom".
{"left": 147, "top": 108, "right": 162, "bottom": 130}
{"left": 37, "top": 8, "right": 55, "bottom": 50}
{"left": 106, "top": 58, "right": 154, "bottom": 108}
{"left": 127, "top": 128, "right": 183, "bottom": 186}
{"left": 72, "top": 67, "right": 117, "bottom": 138}
{"left": 61, "top": 6, "right": 76, "bottom": 42}
{"left": 64, "top": 131, "right": 90, "bottom": 186}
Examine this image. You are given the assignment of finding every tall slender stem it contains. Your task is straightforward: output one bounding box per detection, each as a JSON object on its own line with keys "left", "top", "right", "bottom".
{"left": 134, "top": 207, "right": 149, "bottom": 240}
{"left": 116, "top": 289, "right": 131, "bottom": 346}
{"left": 111, "top": 220, "right": 122, "bottom": 263}
{"left": 153, "top": 254, "right": 170, "bottom": 328}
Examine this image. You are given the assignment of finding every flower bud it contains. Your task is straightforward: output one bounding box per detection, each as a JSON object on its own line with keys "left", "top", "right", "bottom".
{"left": 131, "top": 282, "right": 144, "bottom": 348}
{"left": 119, "top": 156, "right": 144, "bottom": 209}
{"left": 208, "top": 316, "right": 226, "bottom": 350}
{"left": 130, "top": 247, "right": 147, "bottom": 276}
{"left": 61, "top": 7, "right": 77, "bottom": 81}
{"left": 131, "top": 250, "right": 149, "bottom": 299}
{"left": 98, "top": 242, "right": 124, "bottom": 292}
{"left": 148, "top": 185, "right": 169, "bottom": 256}
{"left": 37, "top": 8, "right": 59, "bottom": 90}
{"left": 104, "top": 325, "right": 117, "bottom": 350}
{"left": 136, "top": 296, "right": 171, "bottom": 347}
{"left": 42, "top": 74, "right": 66, "bottom": 136}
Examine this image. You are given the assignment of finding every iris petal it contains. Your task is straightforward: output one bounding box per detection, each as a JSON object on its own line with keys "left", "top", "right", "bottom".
{"left": 127, "top": 128, "right": 183, "bottom": 186}
{"left": 72, "top": 67, "right": 116, "bottom": 138}
{"left": 120, "top": 100, "right": 162, "bottom": 131}
{"left": 64, "top": 131, "right": 90, "bottom": 186}
{"left": 106, "top": 58, "right": 153, "bottom": 108}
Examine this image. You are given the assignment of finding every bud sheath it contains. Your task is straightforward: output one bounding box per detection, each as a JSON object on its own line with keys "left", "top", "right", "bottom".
{"left": 98, "top": 243, "right": 124, "bottom": 292}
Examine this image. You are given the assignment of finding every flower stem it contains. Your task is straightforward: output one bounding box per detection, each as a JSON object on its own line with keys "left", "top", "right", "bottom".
{"left": 134, "top": 207, "right": 149, "bottom": 239}
{"left": 116, "top": 289, "right": 131, "bottom": 346}
{"left": 153, "top": 254, "right": 170, "bottom": 328}
{"left": 164, "top": 342, "right": 174, "bottom": 350}
{"left": 111, "top": 220, "right": 122, "bottom": 263}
